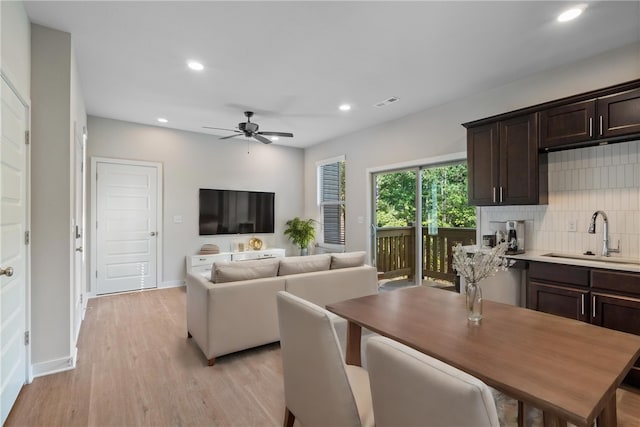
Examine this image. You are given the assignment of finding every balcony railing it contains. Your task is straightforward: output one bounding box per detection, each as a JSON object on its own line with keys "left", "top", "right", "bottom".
{"left": 376, "top": 227, "right": 476, "bottom": 283}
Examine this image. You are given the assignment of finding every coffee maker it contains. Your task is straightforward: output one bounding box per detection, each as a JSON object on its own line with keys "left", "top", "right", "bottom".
{"left": 505, "top": 220, "right": 525, "bottom": 254}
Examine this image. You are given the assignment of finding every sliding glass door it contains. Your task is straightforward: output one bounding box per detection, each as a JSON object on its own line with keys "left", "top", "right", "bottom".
{"left": 373, "top": 162, "right": 475, "bottom": 289}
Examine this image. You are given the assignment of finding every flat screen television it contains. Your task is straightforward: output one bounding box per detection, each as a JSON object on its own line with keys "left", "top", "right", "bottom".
{"left": 199, "top": 188, "right": 275, "bottom": 235}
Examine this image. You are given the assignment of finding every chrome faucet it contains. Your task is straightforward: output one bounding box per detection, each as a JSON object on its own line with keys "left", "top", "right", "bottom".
{"left": 588, "top": 210, "right": 620, "bottom": 256}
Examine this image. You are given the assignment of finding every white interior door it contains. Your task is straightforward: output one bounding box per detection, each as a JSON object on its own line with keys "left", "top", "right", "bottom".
{"left": 1, "top": 77, "right": 29, "bottom": 424}
{"left": 96, "top": 162, "right": 158, "bottom": 295}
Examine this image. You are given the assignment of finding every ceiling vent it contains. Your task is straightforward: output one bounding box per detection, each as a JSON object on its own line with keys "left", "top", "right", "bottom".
{"left": 374, "top": 96, "right": 400, "bottom": 108}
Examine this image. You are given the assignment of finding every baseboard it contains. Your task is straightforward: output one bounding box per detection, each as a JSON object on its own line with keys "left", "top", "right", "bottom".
{"left": 161, "top": 280, "right": 185, "bottom": 289}
{"left": 32, "top": 350, "right": 77, "bottom": 378}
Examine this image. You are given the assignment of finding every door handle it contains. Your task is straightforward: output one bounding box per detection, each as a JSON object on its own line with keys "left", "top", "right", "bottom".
{"left": 150, "top": 232, "right": 157, "bottom": 237}
{"left": 589, "top": 117, "right": 593, "bottom": 137}
{"left": 76, "top": 247, "right": 83, "bottom": 252}
{"left": 599, "top": 115, "right": 603, "bottom": 136}
{"left": 0, "top": 266, "right": 14, "bottom": 277}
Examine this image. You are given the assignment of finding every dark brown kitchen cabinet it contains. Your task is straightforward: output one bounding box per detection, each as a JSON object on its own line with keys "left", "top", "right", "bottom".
{"left": 467, "top": 113, "right": 546, "bottom": 206}
{"left": 539, "top": 86, "right": 640, "bottom": 150}
{"left": 527, "top": 281, "right": 589, "bottom": 322}
{"left": 526, "top": 262, "right": 590, "bottom": 321}
{"left": 597, "top": 87, "right": 640, "bottom": 138}
{"left": 539, "top": 100, "right": 596, "bottom": 149}
{"left": 527, "top": 264, "right": 640, "bottom": 387}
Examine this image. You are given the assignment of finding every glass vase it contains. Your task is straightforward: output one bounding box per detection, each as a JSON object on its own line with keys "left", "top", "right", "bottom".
{"left": 466, "top": 281, "right": 483, "bottom": 323}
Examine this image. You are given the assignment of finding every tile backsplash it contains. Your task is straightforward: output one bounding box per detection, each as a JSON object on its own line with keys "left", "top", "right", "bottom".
{"left": 480, "top": 140, "right": 640, "bottom": 258}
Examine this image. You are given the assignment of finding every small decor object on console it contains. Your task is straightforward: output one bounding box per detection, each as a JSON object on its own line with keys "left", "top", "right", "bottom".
{"left": 199, "top": 244, "right": 220, "bottom": 255}
{"left": 249, "top": 237, "right": 263, "bottom": 250}
{"left": 452, "top": 242, "right": 508, "bottom": 323}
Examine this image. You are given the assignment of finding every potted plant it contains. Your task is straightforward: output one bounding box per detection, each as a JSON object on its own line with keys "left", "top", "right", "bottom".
{"left": 284, "top": 217, "right": 316, "bottom": 255}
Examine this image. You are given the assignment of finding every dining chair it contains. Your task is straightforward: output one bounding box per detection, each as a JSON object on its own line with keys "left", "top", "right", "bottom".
{"left": 276, "top": 291, "right": 374, "bottom": 427}
{"left": 366, "top": 336, "right": 500, "bottom": 427}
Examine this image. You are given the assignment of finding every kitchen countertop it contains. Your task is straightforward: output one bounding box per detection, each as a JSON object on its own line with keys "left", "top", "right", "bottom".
{"left": 507, "top": 250, "right": 640, "bottom": 273}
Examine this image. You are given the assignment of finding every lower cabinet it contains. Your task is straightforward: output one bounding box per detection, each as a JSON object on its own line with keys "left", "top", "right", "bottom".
{"left": 527, "top": 281, "right": 589, "bottom": 322}
{"left": 527, "top": 262, "right": 640, "bottom": 387}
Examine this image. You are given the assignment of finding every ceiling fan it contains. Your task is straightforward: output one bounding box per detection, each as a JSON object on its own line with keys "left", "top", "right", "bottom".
{"left": 203, "top": 111, "right": 294, "bottom": 144}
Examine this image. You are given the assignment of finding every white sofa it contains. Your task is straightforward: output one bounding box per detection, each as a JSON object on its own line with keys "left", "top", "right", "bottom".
{"left": 186, "top": 252, "right": 378, "bottom": 365}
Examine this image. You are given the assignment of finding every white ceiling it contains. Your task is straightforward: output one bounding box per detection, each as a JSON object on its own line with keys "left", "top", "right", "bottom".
{"left": 24, "top": 1, "right": 640, "bottom": 148}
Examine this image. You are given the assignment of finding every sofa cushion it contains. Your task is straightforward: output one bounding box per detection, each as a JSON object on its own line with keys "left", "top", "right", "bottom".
{"left": 278, "top": 254, "right": 331, "bottom": 276}
{"left": 211, "top": 258, "right": 280, "bottom": 283}
{"left": 331, "top": 251, "right": 366, "bottom": 269}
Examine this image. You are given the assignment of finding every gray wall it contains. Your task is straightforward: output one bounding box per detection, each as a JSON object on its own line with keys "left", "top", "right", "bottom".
{"left": 304, "top": 42, "right": 640, "bottom": 254}
{"left": 31, "top": 24, "right": 87, "bottom": 370}
{"left": 1, "top": 0, "right": 30, "bottom": 97}
{"left": 86, "top": 117, "right": 305, "bottom": 288}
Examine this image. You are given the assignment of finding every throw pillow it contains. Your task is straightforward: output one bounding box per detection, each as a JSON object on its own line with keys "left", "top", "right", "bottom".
{"left": 278, "top": 254, "right": 331, "bottom": 276}
{"left": 330, "top": 251, "right": 366, "bottom": 269}
{"left": 211, "top": 258, "right": 280, "bottom": 283}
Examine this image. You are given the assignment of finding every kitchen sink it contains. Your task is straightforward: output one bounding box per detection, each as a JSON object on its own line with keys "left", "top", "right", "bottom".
{"left": 542, "top": 252, "right": 640, "bottom": 265}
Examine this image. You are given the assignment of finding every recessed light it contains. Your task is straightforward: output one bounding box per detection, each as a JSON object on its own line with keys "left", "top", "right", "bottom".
{"left": 339, "top": 104, "right": 351, "bottom": 111}
{"left": 187, "top": 60, "right": 204, "bottom": 71}
{"left": 270, "top": 136, "right": 279, "bottom": 141}
{"left": 157, "top": 118, "right": 168, "bottom": 123}
{"left": 557, "top": 6, "right": 585, "bottom": 22}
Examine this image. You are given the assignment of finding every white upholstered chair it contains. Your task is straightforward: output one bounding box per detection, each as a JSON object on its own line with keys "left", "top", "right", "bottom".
{"left": 366, "top": 336, "right": 500, "bottom": 427}
{"left": 276, "top": 291, "right": 374, "bottom": 427}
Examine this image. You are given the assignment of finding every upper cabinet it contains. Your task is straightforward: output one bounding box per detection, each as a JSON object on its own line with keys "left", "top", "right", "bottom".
{"left": 539, "top": 84, "right": 640, "bottom": 150}
{"left": 464, "top": 79, "right": 639, "bottom": 206}
{"left": 598, "top": 88, "right": 640, "bottom": 138}
{"left": 467, "top": 113, "right": 547, "bottom": 206}
{"left": 539, "top": 100, "right": 596, "bottom": 149}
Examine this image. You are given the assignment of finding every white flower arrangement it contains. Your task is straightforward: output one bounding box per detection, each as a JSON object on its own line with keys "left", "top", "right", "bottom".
{"left": 452, "top": 242, "right": 509, "bottom": 284}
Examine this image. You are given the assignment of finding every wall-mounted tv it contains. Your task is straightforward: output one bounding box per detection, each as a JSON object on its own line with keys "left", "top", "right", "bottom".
{"left": 199, "top": 188, "right": 275, "bottom": 235}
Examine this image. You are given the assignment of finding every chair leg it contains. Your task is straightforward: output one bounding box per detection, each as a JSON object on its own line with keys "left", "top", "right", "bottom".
{"left": 284, "top": 407, "right": 295, "bottom": 427}
{"left": 207, "top": 357, "right": 215, "bottom": 366}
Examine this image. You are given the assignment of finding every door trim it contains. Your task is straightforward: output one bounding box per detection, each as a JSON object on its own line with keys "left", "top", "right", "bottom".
{"left": 0, "top": 70, "right": 32, "bottom": 389}
{"left": 89, "top": 157, "right": 163, "bottom": 297}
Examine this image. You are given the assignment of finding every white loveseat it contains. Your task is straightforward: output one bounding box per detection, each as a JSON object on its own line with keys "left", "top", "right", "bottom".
{"left": 186, "top": 252, "right": 378, "bottom": 365}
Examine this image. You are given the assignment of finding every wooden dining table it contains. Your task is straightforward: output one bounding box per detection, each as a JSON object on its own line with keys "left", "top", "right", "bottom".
{"left": 326, "top": 286, "right": 640, "bottom": 427}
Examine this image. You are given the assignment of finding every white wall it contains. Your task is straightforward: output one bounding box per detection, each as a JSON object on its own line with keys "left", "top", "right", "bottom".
{"left": 31, "top": 24, "right": 87, "bottom": 374}
{"left": 1, "top": 0, "right": 30, "bottom": 97}
{"left": 304, "top": 42, "right": 640, "bottom": 253}
{"left": 86, "top": 117, "right": 305, "bottom": 287}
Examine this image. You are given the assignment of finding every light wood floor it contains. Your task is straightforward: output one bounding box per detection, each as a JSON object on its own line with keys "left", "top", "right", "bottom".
{"left": 5, "top": 286, "right": 640, "bottom": 426}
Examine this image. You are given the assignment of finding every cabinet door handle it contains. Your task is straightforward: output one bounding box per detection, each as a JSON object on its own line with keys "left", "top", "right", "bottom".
{"left": 589, "top": 117, "right": 593, "bottom": 137}
{"left": 599, "top": 115, "right": 603, "bottom": 136}
{"left": 499, "top": 187, "right": 504, "bottom": 203}
{"left": 581, "top": 294, "right": 585, "bottom": 316}
{"left": 592, "top": 295, "right": 596, "bottom": 318}
{"left": 492, "top": 187, "right": 496, "bottom": 204}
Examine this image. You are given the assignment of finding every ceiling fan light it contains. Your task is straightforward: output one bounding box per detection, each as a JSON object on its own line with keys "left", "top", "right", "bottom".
{"left": 270, "top": 136, "right": 279, "bottom": 141}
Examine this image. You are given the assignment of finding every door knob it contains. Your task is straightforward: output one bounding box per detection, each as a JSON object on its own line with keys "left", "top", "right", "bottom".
{"left": 76, "top": 247, "right": 83, "bottom": 252}
{"left": 0, "top": 266, "right": 14, "bottom": 277}
{"left": 150, "top": 231, "right": 157, "bottom": 236}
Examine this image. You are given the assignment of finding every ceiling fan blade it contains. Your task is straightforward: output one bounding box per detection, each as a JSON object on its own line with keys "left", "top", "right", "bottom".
{"left": 219, "top": 134, "right": 242, "bottom": 140}
{"left": 258, "top": 131, "right": 294, "bottom": 138}
{"left": 203, "top": 126, "right": 239, "bottom": 132}
{"left": 253, "top": 134, "right": 272, "bottom": 144}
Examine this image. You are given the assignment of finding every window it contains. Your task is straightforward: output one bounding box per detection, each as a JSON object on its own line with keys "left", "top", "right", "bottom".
{"left": 318, "top": 156, "right": 345, "bottom": 246}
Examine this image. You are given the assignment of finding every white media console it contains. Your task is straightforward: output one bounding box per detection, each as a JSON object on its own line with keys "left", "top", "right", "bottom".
{"left": 186, "top": 248, "right": 286, "bottom": 276}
